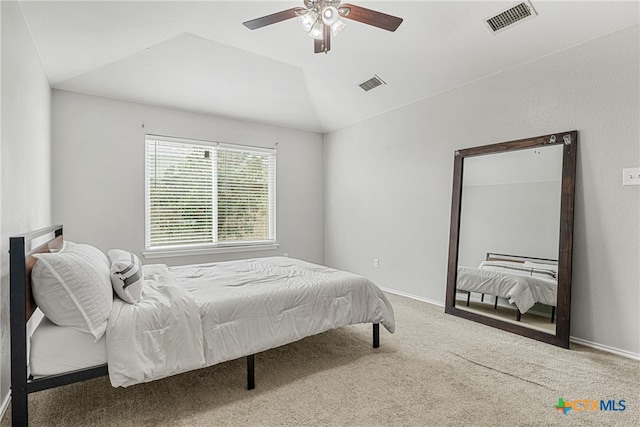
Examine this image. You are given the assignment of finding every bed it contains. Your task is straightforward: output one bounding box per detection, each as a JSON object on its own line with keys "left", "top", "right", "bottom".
{"left": 456, "top": 253, "right": 558, "bottom": 322}
{"left": 10, "top": 225, "right": 395, "bottom": 426}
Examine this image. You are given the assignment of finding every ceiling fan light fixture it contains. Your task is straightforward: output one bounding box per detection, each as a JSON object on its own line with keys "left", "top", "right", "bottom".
{"left": 321, "top": 6, "right": 340, "bottom": 26}
{"left": 330, "top": 20, "right": 346, "bottom": 37}
{"left": 243, "top": 2, "right": 403, "bottom": 54}
{"left": 308, "top": 20, "right": 325, "bottom": 40}
{"left": 298, "top": 10, "right": 317, "bottom": 32}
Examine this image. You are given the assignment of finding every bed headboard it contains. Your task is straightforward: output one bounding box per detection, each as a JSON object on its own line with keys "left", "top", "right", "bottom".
{"left": 485, "top": 252, "right": 557, "bottom": 265}
{"left": 10, "top": 225, "right": 63, "bottom": 323}
{"left": 10, "top": 225, "right": 64, "bottom": 415}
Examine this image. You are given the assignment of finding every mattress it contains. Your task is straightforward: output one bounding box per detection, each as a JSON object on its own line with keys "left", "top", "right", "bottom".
{"left": 30, "top": 317, "right": 107, "bottom": 377}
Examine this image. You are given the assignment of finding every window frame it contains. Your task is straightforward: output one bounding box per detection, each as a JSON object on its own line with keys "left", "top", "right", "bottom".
{"left": 143, "top": 134, "right": 277, "bottom": 258}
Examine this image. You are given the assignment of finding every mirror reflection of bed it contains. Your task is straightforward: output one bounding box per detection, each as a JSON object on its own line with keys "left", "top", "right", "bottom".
{"left": 455, "top": 144, "right": 563, "bottom": 336}
{"left": 456, "top": 253, "right": 558, "bottom": 335}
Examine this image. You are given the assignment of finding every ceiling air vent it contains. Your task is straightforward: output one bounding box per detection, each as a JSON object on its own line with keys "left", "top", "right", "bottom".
{"left": 359, "top": 75, "right": 386, "bottom": 92}
{"left": 485, "top": 1, "right": 537, "bottom": 34}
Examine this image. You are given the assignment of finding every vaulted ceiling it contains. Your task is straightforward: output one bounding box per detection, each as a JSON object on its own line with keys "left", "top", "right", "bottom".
{"left": 19, "top": 1, "right": 640, "bottom": 133}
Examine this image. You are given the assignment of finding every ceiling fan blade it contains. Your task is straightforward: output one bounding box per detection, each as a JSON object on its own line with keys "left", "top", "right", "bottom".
{"left": 243, "top": 7, "right": 306, "bottom": 30}
{"left": 340, "top": 3, "right": 403, "bottom": 32}
{"left": 314, "top": 25, "right": 331, "bottom": 54}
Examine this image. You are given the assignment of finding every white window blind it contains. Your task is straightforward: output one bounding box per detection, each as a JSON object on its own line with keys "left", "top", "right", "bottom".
{"left": 145, "top": 135, "right": 276, "bottom": 250}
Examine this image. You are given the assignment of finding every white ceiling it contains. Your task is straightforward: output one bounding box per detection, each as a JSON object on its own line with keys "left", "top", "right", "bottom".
{"left": 19, "top": 1, "right": 640, "bottom": 133}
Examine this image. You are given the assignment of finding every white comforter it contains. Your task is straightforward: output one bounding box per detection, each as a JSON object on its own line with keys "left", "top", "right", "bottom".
{"left": 106, "top": 257, "right": 394, "bottom": 387}
{"left": 171, "top": 257, "right": 395, "bottom": 366}
{"left": 457, "top": 265, "right": 556, "bottom": 313}
{"left": 106, "top": 265, "right": 205, "bottom": 387}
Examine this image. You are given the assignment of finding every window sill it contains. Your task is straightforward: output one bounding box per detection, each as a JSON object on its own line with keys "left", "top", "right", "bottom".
{"left": 142, "top": 243, "right": 280, "bottom": 259}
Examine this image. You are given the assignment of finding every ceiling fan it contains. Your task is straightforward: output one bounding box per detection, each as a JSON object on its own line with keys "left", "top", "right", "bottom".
{"left": 243, "top": 0, "right": 403, "bottom": 54}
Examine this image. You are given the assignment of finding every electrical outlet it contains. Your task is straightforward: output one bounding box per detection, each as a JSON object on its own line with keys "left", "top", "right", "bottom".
{"left": 623, "top": 167, "right": 640, "bottom": 186}
{"left": 373, "top": 258, "right": 379, "bottom": 268}
{"left": 283, "top": 253, "right": 289, "bottom": 257}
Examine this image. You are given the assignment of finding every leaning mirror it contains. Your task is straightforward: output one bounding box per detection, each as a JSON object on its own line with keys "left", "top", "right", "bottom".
{"left": 445, "top": 131, "right": 577, "bottom": 348}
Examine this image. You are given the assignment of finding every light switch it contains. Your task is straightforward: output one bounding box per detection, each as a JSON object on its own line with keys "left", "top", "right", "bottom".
{"left": 623, "top": 167, "right": 640, "bottom": 186}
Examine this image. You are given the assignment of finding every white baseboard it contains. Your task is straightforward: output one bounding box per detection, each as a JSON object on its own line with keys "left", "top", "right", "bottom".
{"left": 0, "top": 392, "right": 10, "bottom": 423}
{"left": 381, "top": 287, "right": 640, "bottom": 361}
{"left": 570, "top": 336, "right": 640, "bottom": 361}
{"left": 380, "top": 287, "right": 444, "bottom": 307}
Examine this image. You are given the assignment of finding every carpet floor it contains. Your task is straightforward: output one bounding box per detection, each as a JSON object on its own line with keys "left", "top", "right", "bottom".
{"left": 2, "top": 293, "right": 638, "bottom": 426}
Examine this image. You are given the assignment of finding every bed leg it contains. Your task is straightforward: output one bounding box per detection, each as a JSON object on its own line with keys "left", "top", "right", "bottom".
{"left": 373, "top": 323, "right": 380, "bottom": 348}
{"left": 494, "top": 296, "right": 498, "bottom": 310}
{"left": 551, "top": 307, "right": 556, "bottom": 323}
{"left": 481, "top": 294, "right": 485, "bottom": 302}
{"left": 516, "top": 309, "right": 522, "bottom": 321}
{"left": 11, "top": 386, "right": 28, "bottom": 427}
{"left": 247, "top": 355, "right": 255, "bottom": 390}
{"left": 466, "top": 292, "right": 471, "bottom": 306}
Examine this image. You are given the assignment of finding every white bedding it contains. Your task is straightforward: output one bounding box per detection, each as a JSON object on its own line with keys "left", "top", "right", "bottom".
{"left": 105, "top": 257, "right": 395, "bottom": 387}
{"left": 106, "top": 264, "right": 205, "bottom": 387}
{"left": 171, "top": 257, "right": 395, "bottom": 367}
{"left": 30, "top": 317, "right": 106, "bottom": 377}
{"left": 457, "top": 265, "right": 556, "bottom": 313}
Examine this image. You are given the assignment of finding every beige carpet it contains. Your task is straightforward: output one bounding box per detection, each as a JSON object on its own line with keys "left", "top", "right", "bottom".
{"left": 2, "top": 293, "right": 638, "bottom": 426}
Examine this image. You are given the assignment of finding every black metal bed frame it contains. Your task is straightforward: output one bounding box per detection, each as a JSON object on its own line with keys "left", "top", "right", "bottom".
{"left": 462, "top": 252, "right": 558, "bottom": 323}
{"left": 9, "top": 225, "right": 380, "bottom": 426}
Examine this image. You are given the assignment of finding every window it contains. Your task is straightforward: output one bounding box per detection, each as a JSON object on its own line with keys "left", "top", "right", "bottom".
{"left": 145, "top": 135, "right": 276, "bottom": 254}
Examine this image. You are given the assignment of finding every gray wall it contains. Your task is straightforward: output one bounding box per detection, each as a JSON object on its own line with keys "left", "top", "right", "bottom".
{"left": 324, "top": 26, "right": 639, "bottom": 356}
{"left": 52, "top": 90, "right": 325, "bottom": 266}
{"left": 0, "top": 1, "right": 53, "bottom": 408}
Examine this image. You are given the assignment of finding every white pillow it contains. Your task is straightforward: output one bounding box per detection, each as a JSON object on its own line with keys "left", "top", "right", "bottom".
{"left": 32, "top": 241, "right": 113, "bottom": 340}
{"left": 480, "top": 260, "right": 557, "bottom": 281}
{"left": 108, "top": 249, "right": 143, "bottom": 304}
{"left": 523, "top": 261, "right": 558, "bottom": 272}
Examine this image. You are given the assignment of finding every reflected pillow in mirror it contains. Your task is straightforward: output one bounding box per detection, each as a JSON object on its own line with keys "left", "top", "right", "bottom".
{"left": 523, "top": 261, "right": 558, "bottom": 273}
{"left": 479, "top": 260, "right": 557, "bottom": 282}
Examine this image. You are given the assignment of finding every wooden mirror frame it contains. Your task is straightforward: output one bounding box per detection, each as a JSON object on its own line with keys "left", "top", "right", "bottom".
{"left": 445, "top": 131, "right": 577, "bottom": 348}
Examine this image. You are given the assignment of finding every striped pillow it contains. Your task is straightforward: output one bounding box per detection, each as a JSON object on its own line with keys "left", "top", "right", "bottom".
{"left": 108, "top": 249, "right": 143, "bottom": 304}
{"left": 523, "top": 261, "right": 558, "bottom": 274}
{"left": 479, "top": 260, "right": 557, "bottom": 282}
